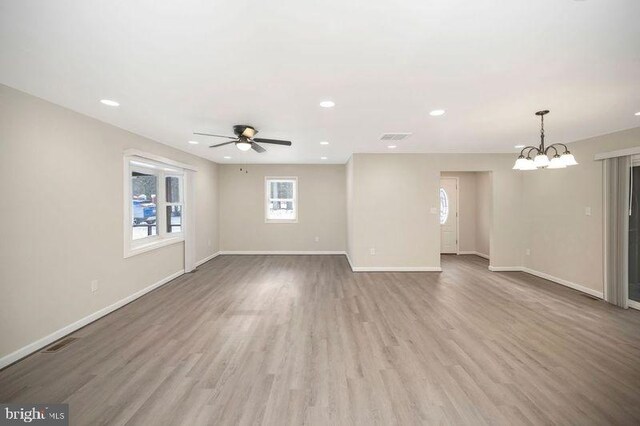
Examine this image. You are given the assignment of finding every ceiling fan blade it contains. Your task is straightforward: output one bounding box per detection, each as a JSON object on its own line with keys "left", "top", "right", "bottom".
{"left": 209, "top": 141, "right": 236, "bottom": 148}
{"left": 251, "top": 142, "right": 266, "bottom": 153}
{"left": 252, "top": 138, "right": 292, "bottom": 146}
{"left": 194, "top": 132, "right": 237, "bottom": 139}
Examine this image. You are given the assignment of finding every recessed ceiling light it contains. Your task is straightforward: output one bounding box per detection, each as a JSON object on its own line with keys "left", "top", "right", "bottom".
{"left": 429, "top": 109, "right": 445, "bottom": 116}
{"left": 320, "top": 141, "right": 329, "bottom": 145}
{"left": 188, "top": 140, "right": 199, "bottom": 145}
{"left": 388, "top": 145, "right": 397, "bottom": 149}
{"left": 224, "top": 156, "right": 231, "bottom": 159}
{"left": 100, "top": 99, "right": 119, "bottom": 107}
{"left": 514, "top": 144, "right": 525, "bottom": 149}
{"left": 319, "top": 101, "right": 335, "bottom": 108}
{"left": 635, "top": 111, "right": 640, "bottom": 116}
{"left": 320, "top": 156, "right": 328, "bottom": 160}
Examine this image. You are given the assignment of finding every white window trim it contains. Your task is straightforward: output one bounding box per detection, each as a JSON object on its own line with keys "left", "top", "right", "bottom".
{"left": 265, "top": 176, "right": 298, "bottom": 223}
{"left": 124, "top": 155, "right": 186, "bottom": 258}
{"left": 123, "top": 149, "right": 198, "bottom": 171}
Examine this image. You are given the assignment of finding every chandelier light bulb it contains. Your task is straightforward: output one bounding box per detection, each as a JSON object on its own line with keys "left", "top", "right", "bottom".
{"left": 517, "top": 158, "right": 537, "bottom": 170}
{"left": 513, "top": 156, "right": 529, "bottom": 170}
{"left": 523, "top": 158, "right": 537, "bottom": 170}
{"left": 548, "top": 155, "right": 567, "bottom": 169}
{"left": 560, "top": 152, "right": 578, "bottom": 166}
{"left": 534, "top": 153, "right": 550, "bottom": 168}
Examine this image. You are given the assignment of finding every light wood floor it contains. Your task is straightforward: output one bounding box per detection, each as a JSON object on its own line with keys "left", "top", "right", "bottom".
{"left": 2, "top": 255, "right": 640, "bottom": 425}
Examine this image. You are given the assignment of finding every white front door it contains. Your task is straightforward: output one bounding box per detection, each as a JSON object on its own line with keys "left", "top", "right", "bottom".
{"left": 440, "top": 177, "right": 458, "bottom": 254}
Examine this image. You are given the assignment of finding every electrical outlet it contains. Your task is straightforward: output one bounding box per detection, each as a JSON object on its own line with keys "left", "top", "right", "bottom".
{"left": 525, "top": 249, "right": 531, "bottom": 256}
{"left": 585, "top": 207, "right": 592, "bottom": 216}
{"left": 91, "top": 280, "right": 99, "bottom": 292}
{"left": 430, "top": 207, "right": 437, "bottom": 214}
{"left": 370, "top": 248, "right": 376, "bottom": 255}
{"left": 314, "top": 236, "right": 320, "bottom": 242}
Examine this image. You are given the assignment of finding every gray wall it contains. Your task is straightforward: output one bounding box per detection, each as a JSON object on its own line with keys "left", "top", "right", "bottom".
{"left": 522, "top": 126, "right": 640, "bottom": 293}
{"left": 218, "top": 164, "right": 346, "bottom": 252}
{"left": 346, "top": 153, "right": 522, "bottom": 269}
{"left": 0, "top": 84, "right": 220, "bottom": 360}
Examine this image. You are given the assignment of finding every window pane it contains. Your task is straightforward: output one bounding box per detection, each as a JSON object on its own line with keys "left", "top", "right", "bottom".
{"left": 268, "top": 200, "right": 295, "bottom": 220}
{"left": 166, "top": 176, "right": 181, "bottom": 203}
{"left": 270, "top": 181, "right": 293, "bottom": 199}
{"left": 166, "top": 205, "right": 182, "bottom": 233}
{"left": 132, "top": 223, "right": 157, "bottom": 240}
{"left": 132, "top": 171, "right": 157, "bottom": 240}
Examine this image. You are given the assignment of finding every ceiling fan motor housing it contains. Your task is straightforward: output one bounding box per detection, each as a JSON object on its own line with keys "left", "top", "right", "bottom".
{"left": 233, "top": 125, "right": 257, "bottom": 138}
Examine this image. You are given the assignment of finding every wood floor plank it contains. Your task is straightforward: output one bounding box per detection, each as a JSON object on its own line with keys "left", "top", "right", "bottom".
{"left": 1, "top": 254, "right": 640, "bottom": 425}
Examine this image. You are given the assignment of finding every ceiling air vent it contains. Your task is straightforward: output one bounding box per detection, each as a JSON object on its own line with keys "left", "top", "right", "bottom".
{"left": 379, "top": 133, "right": 412, "bottom": 141}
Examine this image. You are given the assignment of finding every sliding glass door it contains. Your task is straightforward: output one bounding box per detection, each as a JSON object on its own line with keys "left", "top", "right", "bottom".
{"left": 629, "top": 162, "right": 640, "bottom": 309}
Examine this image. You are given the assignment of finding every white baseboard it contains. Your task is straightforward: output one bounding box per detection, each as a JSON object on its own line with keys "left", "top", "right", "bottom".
{"left": 488, "top": 266, "right": 522, "bottom": 272}
{"left": 459, "top": 251, "right": 490, "bottom": 260}
{"left": 195, "top": 251, "right": 221, "bottom": 267}
{"left": 219, "top": 250, "right": 346, "bottom": 255}
{"left": 345, "top": 252, "right": 355, "bottom": 270}
{"left": 0, "top": 269, "right": 184, "bottom": 370}
{"left": 488, "top": 265, "right": 603, "bottom": 299}
{"left": 521, "top": 267, "right": 603, "bottom": 299}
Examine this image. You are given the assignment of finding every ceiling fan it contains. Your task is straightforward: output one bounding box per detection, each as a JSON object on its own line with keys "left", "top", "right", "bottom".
{"left": 194, "top": 125, "right": 292, "bottom": 153}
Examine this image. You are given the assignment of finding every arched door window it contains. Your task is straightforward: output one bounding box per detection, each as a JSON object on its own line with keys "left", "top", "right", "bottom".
{"left": 440, "top": 188, "right": 449, "bottom": 225}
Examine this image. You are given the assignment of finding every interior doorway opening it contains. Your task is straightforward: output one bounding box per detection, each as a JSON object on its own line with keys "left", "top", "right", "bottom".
{"left": 440, "top": 172, "right": 492, "bottom": 264}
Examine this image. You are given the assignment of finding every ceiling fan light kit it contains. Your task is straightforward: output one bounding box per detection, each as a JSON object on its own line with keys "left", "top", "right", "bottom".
{"left": 512, "top": 110, "right": 578, "bottom": 171}
{"left": 194, "top": 125, "right": 292, "bottom": 154}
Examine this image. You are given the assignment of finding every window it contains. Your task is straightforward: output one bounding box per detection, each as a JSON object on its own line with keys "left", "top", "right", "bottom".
{"left": 440, "top": 187, "right": 449, "bottom": 225}
{"left": 132, "top": 169, "right": 158, "bottom": 240}
{"left": 265, "top": 177, "right": 297, "bottom": 222}
{"left": 125, "top": 158, "right": 185, "bottom": 257}
{"left": 165, "top": 175, "right": 183, "bottom": 234}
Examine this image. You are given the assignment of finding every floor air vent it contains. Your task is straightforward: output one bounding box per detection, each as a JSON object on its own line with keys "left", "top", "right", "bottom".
{"left": 42, "top": 337, "right": 78, "bottom": 353}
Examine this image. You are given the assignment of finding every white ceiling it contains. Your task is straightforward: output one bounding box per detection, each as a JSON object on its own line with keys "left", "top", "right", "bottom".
{"left": 1, "top": 0, "right": 639, "bottom": 164}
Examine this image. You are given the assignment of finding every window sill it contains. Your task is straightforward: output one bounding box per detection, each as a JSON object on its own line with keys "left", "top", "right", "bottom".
{"left": 265, "top": 219, "right": 298, "bottom": 224}
{"left": 124, "top": 236, "right": 184, "bottom": 258}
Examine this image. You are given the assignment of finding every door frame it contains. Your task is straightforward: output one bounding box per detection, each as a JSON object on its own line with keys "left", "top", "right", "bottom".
{"left": 440, "top": 176, "right": 460, "bottom": 255}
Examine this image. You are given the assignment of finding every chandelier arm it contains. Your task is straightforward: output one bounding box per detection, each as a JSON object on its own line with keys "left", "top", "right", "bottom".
{"left": 522, "top": 146, "right": 540, "bottom": 158}
{"left": 544, "top": 145, "right": 559, "bottom": 156}
{"left": 549, "top": 143, "right": 569, "bottom": 153}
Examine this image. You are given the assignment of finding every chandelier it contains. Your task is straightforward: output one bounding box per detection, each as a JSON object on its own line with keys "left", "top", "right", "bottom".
{"left": 513, "top": 110, "right": 578, "bottom": 170}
